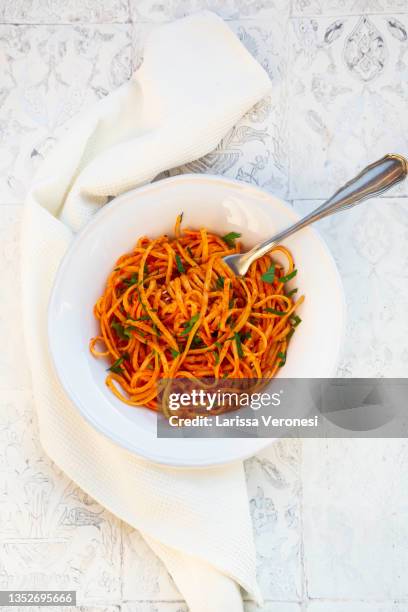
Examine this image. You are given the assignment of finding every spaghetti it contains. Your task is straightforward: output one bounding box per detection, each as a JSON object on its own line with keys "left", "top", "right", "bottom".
{"left": 90, "top": 215, "right": 304, "bottom": 411}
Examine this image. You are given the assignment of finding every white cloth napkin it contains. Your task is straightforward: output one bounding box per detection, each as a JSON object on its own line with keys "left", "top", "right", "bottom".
{"left": 21, "top": 12, "right": 271, "bottom": 611}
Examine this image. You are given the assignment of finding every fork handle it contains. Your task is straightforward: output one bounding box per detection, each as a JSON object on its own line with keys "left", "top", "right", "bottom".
{"left": 248, "top": 154, "right": 408, "bottom": 260}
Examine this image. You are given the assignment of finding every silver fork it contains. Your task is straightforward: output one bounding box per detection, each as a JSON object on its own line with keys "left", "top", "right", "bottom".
{"left": 223, "top": 154, "right": 408, "bottom": 277}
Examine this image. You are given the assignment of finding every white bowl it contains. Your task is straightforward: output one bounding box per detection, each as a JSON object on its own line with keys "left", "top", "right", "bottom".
{"left": 48, "top": 174, "right": 345, "bottom": 467}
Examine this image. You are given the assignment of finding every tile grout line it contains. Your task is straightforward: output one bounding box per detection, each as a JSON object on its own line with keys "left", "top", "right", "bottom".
{"left": 290, "top": 11, "right": 408, "bottom": 17}
{"left": 2, "top": 10, "right": 408, "bottom": 27}
{"left": 119, "top": 520, "right": 125, "bottom": 609}
{"left": 0, "top": 16, "right": 295, "bottom": 27}
{"left": 286, "top": 10, "right": 294, "bottom": 202}
{"left": 284, "top": 4, "right": 291, "bottom": 202}
{"left": 0, "top": 21, "right": 132, "bottom": 26}
{"left": 298, "top": 440, "right": 309, "bottom": 612}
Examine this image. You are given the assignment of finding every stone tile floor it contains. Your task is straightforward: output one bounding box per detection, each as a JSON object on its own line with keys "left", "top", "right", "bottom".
{"left": 0, "top": 1, "right": 408, "bottom": 610}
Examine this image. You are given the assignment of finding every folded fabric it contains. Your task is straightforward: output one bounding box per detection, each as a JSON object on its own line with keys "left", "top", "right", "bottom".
{"left": 21, "top": 11, "right": 271, "bottom": 611}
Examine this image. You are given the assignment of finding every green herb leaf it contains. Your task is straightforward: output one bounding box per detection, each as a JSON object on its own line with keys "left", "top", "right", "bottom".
{"left": 124, "top": 273, "right": 138, "bottom": 286}
{"left": 170, "top": 348, "right": 180, "bottom": 358}
{"left": 107, "top": 356, "right": 124, "bottom": 374}
{"left": 229, "top": 298, "right": 235, "bottom": 309}
{"left": 261, "top": 263, "right": 276, "bottom": 284}
{"left": 240, "top": 331, "right": 252, "bottom": 341}
{"left": 287, "top": 288, "right": 298, "bottom": 297}
{"left": 222, "top": 231, "right": 241, "bottom": 247}
{"left": 234, "top": 332, "right": 244, "bottom": 359}
{"left": 226, "top": 315, "right": 236, "bottom": 328}
{"left": 215, "top": 341, "right": 222, "bottom": 350}
{"left": 135, "top": 288, "right": 147, "bottom": 311}
{"left": 180, "top": 313, "right": 200, "bottom": 336}
{"left": 291, "top": 314, "right": 302, "bottom": 327}
{"left": 186, "top": 246, "right": 194, "bottom": 259}
{"left": 265, "top": 307, "right": 286, "bottom": 316}
{"left": 216, "top": 276, "right": 225, "bottom": 289}
{"left": 175, "top": 253, "right": 185, "bottom": 274}
{"left": 152, "top": 323, "right": 161, "bottom": 336}
{"left": 136, "top": 315, "right": 150, "bottom": 321}
{"left": 191, "top": 334, "right": 204, "bottom": 347}
{"left": 279, "top": 269, "right": 298, "bottom": 283}
{"left": 277, "top": 351, "right": 287, "bottom": 367}
{"left": 111, "top": 321, "right": 132, "bottom": 341}
{"left": 144, "top": 262, "right": 149, "bottom": 276}
{"left": 287, "top": 328, "right": 295, "bottom": 341}
{"left": 214, "top": 352, "right": 220, "bottom": 365}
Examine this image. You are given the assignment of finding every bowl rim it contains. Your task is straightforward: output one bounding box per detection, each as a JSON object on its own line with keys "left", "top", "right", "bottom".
{"left": 48, "top": 173, "right": 346, "bottom": 467}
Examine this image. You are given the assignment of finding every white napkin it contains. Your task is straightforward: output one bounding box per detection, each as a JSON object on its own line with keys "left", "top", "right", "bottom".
{"left": 21, "top": 12, "right": 271, "bottom": 611}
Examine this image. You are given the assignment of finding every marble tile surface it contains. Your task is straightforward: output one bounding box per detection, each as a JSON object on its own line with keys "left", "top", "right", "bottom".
{"left": 302, "top": 438, "right": 408, "bottom": 600}
{"left": 122, "top": 605, "right": 187, "bottom": 612}
{"left": 293, "top": 197, "right": 408, "bottom": 377}
{"left": 0, "top": 0, "right": 130, "bottom": 23}
{"left": 156, "top": 17, "right": 290, "bottom": 199}
{"left": 122, "top": 528, "right": 180, "bottom": 601}
{"left": 0, "top": 207, "right": 31, "bottom": 389}
{"left": 307, "top": 604, "right": 408, "bottom": 612}
{"left": 292, "top": 0, "right": 408, "bottom": 16}
{"left": 245, "top": 440, "right": 302, "bottom": 602}
{"left": 129, "top": 0, "right": 290, "bottom": 22}
{"left": 288, "top": 13, "right": 408, "bottom": 198}
{"left": 245, "top": 604, "right": 301, "bottom": 612}
{"left": 0, "top": 608, "right": 119, "bottom": 612}
{"left": 0, "top": 24, "right": 132, "bottom": 203}
{"left": 0, "top": 1, "right": 408, "bottom": 611}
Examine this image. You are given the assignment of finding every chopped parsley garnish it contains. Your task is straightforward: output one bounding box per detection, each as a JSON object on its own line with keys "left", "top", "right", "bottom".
{"left": 180, "top": 313, "right": 200, "bottom": 336}
{"left": 234, "top": 332, "right": 244, "bottom": 359}
{"left": 240, "top": 331, "right": 252, "bottom": 341}
{"left": 226, "top": 315, "right": 235, "bottom": 328}
{"left": 287, "top": 328, "right": 295, "bottom": 341}
{"left": 170, "top": 348, "right": 180, "bottom": 358}
{"left": 214, "top": 352, "right": 220, "bottom": 365}
{"left": 111, "top": 321, "right": 134, "bottom": 340}
{"left": 291, "top": 315, "right": 302, "bottom": 327}
{"left": 277, "top": 351, "right": 287, "bottom": 367}
{"left": 222, "top": 231, "right": 241, "bottom": 247}
{"left": 261, "top": 263, "right": 276, "bottom": 284}
{"left": 215, "top": 341, "right": 222, "bottom": 350}
{"left": 152, "top": 323, "right": 161, "bottom": 336}
{"left": 191, "top": 334, "right": 204, "bottom": 347}
{"left": 287, "top": 288, "right": 298, "bottom": 297}
{"left": 216, "top": 276, "right": 225, "bottom": 289}
{"left": 279, "top": 269, "right": 298, "bottom": 283}
{"left": 124, "top": 273, "right": 138, "bottom": 286}
{"left": 107, "top": 356, "right": 124, "bottom": 374}
{"left": 135, "top": 288, "right": 147, "bottom": 311}
{"left": 186, "top": 246, "right": 194, "bottom": 259}
{"left": 265, "top": 307, "right": 286, "bottom": 316}
{"left": 175, "top": 253, "right": 185, "bottom": 274}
